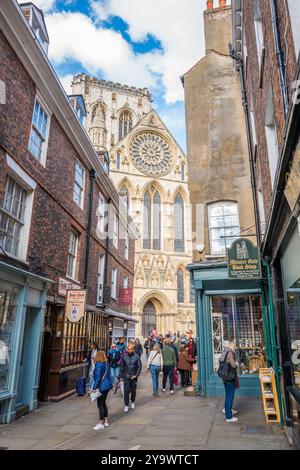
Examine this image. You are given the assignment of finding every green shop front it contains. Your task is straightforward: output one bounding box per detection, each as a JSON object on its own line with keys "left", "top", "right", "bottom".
{"left": 189, "top": 255, "right": 266, "bottom": 398}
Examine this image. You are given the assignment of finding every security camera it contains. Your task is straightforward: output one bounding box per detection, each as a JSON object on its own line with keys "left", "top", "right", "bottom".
{"left": 196, "top": 244, "right": 205, "bottom": 254}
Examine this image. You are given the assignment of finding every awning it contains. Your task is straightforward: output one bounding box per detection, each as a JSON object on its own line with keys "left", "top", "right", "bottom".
{"left": 105, "top": 308, "right": 139, "bottom": 323}
{"left": 0, "top": 260, "right": 53, "bottom": 284}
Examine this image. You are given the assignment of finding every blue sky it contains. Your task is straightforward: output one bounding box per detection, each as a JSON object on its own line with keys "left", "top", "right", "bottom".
{"left": 19, "top": 0, "right": 208, "bottom": 151}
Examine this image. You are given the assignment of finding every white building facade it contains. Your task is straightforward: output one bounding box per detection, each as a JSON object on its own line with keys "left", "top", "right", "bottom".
{"left": 72, "top": 74, "right": 195, "bottom": 337}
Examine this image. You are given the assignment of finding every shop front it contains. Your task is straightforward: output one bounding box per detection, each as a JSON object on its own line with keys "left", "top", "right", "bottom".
{"left": 274, "top": 221, "right": 300, "bottom": 448}
{"left": 189, "top": 262, "right": 265, "bottom": 397}
{"left": 42, "top": 304, "right": 109, "bottom": 402}
{"left": 0, "top": 261, "right": 51, "bottom": 423}
{"left": 106, "top": 308, "right": 138, "bottom": 346}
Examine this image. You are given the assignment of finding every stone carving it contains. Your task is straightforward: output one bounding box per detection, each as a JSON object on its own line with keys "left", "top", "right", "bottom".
{"left": 151, "top": 272, "right": 160, "bottom": 287}
{"left": 130, "top": 132, "right": 172, "bottom": 176}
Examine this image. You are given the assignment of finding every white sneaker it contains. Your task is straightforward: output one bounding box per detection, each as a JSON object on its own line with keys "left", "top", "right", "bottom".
{"left": 170, "top": 390, "right": 174, "bottom": 395}
{"left": 93, "top": 423, "right": 104, "bottom": 431}
{"left": 124, "top": 406, "right": 129, "bottom": 413}
{"left": 131, "top": 402, "right": 136, "bottom": 410}
{"left": 226, "top": 417, "right": 239, "bottom": 423}
{"left": 161, "top": 388, "right": 166, "bottom": 392}
{"left": 104, "top": 422, "right": 109, "bottom": 428}
{"left": 223, "top": 409, "right": 238, "bottom": 415}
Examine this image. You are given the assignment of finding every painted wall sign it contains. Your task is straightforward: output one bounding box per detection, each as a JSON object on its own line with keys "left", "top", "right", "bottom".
{"left": 227, "top": 238, "right": 261, "bottom": 280}
{"left": 57, "top": 277, "right": 81, "bottom": 297}
{"left": 284, "top": 143, "right": 300, "bottom": 212}
{"left": 120, "top": 288, "right": 133, "bottom": 306}
{"left": 65, "top": 290, "right": 86, "bottom": 323}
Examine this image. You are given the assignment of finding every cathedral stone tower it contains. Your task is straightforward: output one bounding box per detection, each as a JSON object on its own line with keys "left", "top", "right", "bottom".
{"left": 72, "top": 75, "right": 195, "bottom": 337}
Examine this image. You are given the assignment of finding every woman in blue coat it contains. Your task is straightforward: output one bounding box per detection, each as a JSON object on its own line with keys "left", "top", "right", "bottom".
{"left": 92, "top": 351, "right": 113, "bottom": 431}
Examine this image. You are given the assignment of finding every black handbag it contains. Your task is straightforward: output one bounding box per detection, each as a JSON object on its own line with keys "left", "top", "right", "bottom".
{"left": 217, "top": 351, "right": 237, "bottom": 382}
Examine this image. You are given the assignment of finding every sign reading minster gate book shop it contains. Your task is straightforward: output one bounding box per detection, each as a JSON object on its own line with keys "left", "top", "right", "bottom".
{"left": 227, "top": 238, "right": 261, "bottom": 280}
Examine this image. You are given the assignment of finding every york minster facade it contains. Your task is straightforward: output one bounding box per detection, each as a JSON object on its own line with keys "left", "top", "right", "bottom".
{"left": 72, "top": 74, "right": 195, "bottom": 337}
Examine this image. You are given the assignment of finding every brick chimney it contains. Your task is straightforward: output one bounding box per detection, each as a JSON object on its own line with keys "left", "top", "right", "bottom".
{"left": 206, "top": 0, "right": 227, "bottom": 10}
{"left": 204, "top": 0, "right": 232, "bottom": 55}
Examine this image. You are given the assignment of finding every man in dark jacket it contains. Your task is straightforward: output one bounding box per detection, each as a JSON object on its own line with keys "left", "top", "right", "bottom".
{"left": 144, "top": 336, "right": 155, "bottom": 358}
{"left": 120, "top": 344, "right": 142, "bottom": 412}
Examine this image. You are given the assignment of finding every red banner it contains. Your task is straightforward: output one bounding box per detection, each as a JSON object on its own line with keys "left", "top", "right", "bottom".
{"left": 120, "top": 288, "right": 133, "bottom": 306}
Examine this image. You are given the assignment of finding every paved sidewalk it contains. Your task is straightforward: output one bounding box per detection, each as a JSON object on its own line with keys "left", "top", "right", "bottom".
{"left": 0, "top": 366, "right": 291, "bottom": 451}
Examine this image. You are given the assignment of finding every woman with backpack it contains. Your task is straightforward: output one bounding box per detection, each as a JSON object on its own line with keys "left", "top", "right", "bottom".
{"left": 92, "top": 351, "right": 113, "bottom": 431}
{"left": 178, "top": 345, "right": 193, "bottom": 388}
{"left": 108, "top": 343, "right": 121, "bottom": 389}
{"left": 219, "top": 341, "right": 239, "bottom": 423}
{"left": 147, "top": 343, "right": 163, "bottom": 396}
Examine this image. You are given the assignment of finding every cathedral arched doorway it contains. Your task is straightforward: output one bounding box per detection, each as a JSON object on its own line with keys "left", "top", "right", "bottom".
{"left": 142, "top": 301, "right": 157, "bottom": 337}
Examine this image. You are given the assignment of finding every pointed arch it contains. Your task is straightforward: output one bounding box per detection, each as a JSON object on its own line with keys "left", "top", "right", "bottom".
{"left": 118, "top": 109, "right": 133, "bottom": 141}
{"left": 177, "top": 267, "right": 185, "bottom": 303}
{"left": 142, "top": 183, "right": 162, "bottom": 251}
{"left": 117, "top": 178, "right": 133, "bottom": 212}
{"left": 174, "top": 192, "right": 185, "bottom": 253}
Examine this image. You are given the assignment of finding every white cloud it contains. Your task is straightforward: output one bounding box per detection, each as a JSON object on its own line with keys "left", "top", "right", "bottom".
{"left": 46, "top": 11, "right": 162, "bottom": 91}
{"left": 59, "top": 74, "right": 73, "bottom": 95}
{"left": 91, "top": 0, "right": 205, "bottom": 103}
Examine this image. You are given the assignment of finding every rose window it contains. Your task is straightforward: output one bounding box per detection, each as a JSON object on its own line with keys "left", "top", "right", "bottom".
{"left": 130, "top": 133, "right": 172, "bottom": 175}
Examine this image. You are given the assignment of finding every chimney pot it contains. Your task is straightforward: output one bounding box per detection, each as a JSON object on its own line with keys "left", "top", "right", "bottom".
{"left": 219, "top": 0, "right": 226, "bottom": 7}
{"left": 207, "top": 1, "right": 214, "bottom": 10}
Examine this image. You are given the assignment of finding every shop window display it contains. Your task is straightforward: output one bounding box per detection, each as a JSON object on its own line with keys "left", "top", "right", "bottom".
{"left": 211, "top": 295, "right": 265, "bottom": 374}
{"left": 56, "top": 310, "right": 88, "bottom": 367}
{"left": 0, "top": 290, "right": 18, "bottom": 391}
{"left": 287, "top": 293, "right": 300, "bottom": 389}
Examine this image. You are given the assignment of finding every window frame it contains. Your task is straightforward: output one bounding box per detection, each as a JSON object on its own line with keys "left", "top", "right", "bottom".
{"left": 67, "top": 229, "right": 79, "bottom": 280}
{"left": 143, "top": 188, "right": 161, "bottom": 251}
{"left": 73, "top": 160, "right": 85, "bottom": 208}
{"left": 97, "top": 192, "right": 106, "bottom": 235}
{"left": 208, "top": 202, "right": 240, "bottom": 255}
{"left": 113, "top": 213, "right": 119, "bottom": 249}
{"left": 111, "top": 267, "right": 118, "bottom": 300}
{"left": 174, "top": 193, "right": 185, "bottom": 253}
{"left": 28, "top": 95, "right": 51, "bottom": 166}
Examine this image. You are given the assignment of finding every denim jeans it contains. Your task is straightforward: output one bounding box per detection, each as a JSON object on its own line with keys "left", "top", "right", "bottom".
{"left": 224, "top": 380, "right": 236, "bottom": 420}
{"left": 88, "top": 367, "right": 94, "bottom": 390}
{"left": 110, "top": 366, "right": 120, "bottom": 384}
{"left": 149, "top": 365, "right": 161, "bottom": 392}
{"left": 162, "top": 365, "right": 175, "bottom": 391}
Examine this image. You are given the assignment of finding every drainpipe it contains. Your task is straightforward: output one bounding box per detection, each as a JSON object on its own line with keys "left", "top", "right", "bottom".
{"left": 83, "top": 169, "right": 96, "bottom": 289}
{"left": 103, "top": 197, "right": 112, "bottom": 306}
{"left": 262, "top": 258, "right": 284, "bottom": 426}
{"left": 229, "top": 44, "right": 261, "bottom": 247}
{"left": 270, "top": 0, "right": 289, "bottom": 119}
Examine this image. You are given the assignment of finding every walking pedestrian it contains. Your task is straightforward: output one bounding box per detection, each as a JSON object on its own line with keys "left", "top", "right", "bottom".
{"left": 219, "top": 341, "right": 239, "bottom": 423}
{"left": 86, "top": 341, "right": 99, "bottom": 392}
{"left": 170, "top": 337, "right": 179, "bottom": 365}
{"left": 161, "top": 338, "right": 177, "bottom": 394}
{"left": 144, "top": 335, "right": 155, "bottom": 359}
{"left": 147, "top": 343, "right": 163, "bottom": 396}
{"left": 107, "top": 343, "right": 121, "bottom": 388}
{"left": 120, "top": 344, "right": 142, "bottom": 413}
{"left": 134, "top": 338, "right": 143, "bottom": 357}
{"left": 92, "top": 351, "right": 113, "bottom": 431}
{"left": 178, "top": 345, "right": 192, "bottom": 387}
{"left": 116, "top": 337, "right": 126, "bottom": 353}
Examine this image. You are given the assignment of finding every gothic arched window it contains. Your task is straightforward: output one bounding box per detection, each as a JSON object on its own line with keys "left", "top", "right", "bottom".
{"left": 143, "top": 187, "right": 161, "bottom": 251}
{"left": 119, "top": 111, "right": 133, "bottom": 141}
{"left": 119, "top": 185, "right": 130, "bottom": 212}
{"left": 177, "top": 268, "right": 184, "bottom": 303}
{"left": 174, "top": 194, "right": 185, "bottom": 253}
{"left": 116, "top": 152, "right": 121, "bottom": 170}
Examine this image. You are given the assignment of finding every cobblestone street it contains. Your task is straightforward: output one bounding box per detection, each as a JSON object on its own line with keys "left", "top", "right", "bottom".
{"left": 0, "top": 365, "right": 290, "bottom": 451}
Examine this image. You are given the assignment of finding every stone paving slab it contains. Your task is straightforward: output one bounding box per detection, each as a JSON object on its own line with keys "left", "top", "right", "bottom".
{"left": 0, "top": 364, "right": 291, "bottom": 451}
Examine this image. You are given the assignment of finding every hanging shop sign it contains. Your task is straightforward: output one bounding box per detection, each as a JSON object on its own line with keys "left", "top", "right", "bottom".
{"left": 227, "top": 238, "right": 261, "bottom": 280}
{"left": 284, "top": 143, "right": 300, "bottom": 212}
{"left": 65, "top": 289, "right": 86, "bottom": 323}
{"left": 120, "top": 288, "right": 133, "bottom": 306}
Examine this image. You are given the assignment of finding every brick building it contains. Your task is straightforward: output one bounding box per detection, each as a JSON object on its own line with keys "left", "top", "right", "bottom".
{"left": 232, "top": 0, "right": 300, "bottom": 449}
{"left": 0, "top": 0, "right": 137, "bottom": 423}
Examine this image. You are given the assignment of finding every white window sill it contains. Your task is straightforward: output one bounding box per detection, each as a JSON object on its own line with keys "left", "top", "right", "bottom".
{"left": 1, "top": 252, "right": 29, "bottom": 265}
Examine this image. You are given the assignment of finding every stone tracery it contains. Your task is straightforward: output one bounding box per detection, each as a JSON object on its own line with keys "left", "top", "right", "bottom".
{"left": 130, "top": 132, "right": 173, "bottom": 175}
